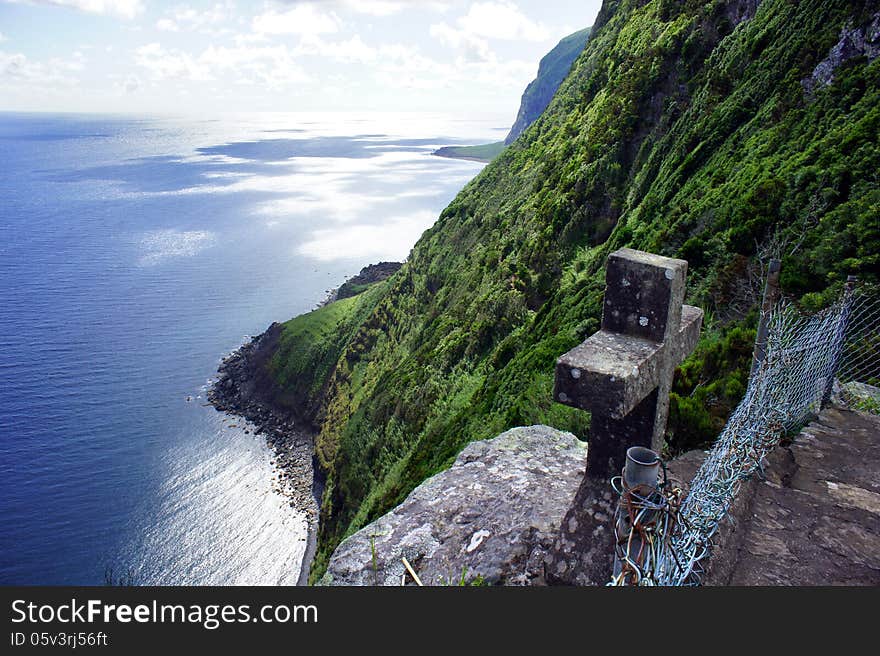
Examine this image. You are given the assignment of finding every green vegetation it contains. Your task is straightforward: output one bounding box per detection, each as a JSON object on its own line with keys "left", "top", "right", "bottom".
{"left": 506, "top": 26, "right": 593, "bottom": 143}
{"left": 268, "top": 282, "right": 388, "bottom": 424}
{"left": 266, "top": 0, "right": 879, "bottom": 581}
{"left": 433, "top": 142, "right": 506, "bottom": 163}
{"left": 435, "top": 27, "right": 592, "bottom": 164}
{"left": 440, "top": 567, "right": 487, "bottom": 586}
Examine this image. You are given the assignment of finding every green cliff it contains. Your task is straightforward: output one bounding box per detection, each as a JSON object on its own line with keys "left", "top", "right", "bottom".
{"left": 272, "top": 0, "right": 879, "bottom": 581}
{"left": 434, "top": 26, "right": 591, "bottom": 163}
{"left": 505, "top": 26, "right": 593, "bottom": 144}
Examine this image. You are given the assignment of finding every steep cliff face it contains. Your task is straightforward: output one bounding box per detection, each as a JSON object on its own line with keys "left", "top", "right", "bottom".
{"left": 433, "top": 27, "right": 591, "bottom": 163}
{"left": 505, "top": 27, "right": 592, "bottom": 144}
{"left": 273, "top": 0, "right": 879, "bottom": 581}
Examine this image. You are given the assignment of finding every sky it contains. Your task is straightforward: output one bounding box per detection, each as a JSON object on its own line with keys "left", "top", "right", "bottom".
{"left": 0, "top": 0, "right": 603, "bottom": 115}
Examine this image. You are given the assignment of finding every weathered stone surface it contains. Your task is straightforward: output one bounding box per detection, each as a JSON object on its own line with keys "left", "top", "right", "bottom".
{"left": 802, "top": 12, "right": 880, "bottom": 97}
{"left": 555, "top": 306, "right": 702, "bottom": 419}
{"left": 320, "top": 426, "right": 587, "bottom": 586}
{"left": 554, "top": 247, "right": 702, "bottom": 478}
{"left": 543, "top": 475, "right": 618, "bottom": 585}
{"left": 601, "top": 248, "right": 687, "bottom": 342}
{"left": 835, "top": 380, "right": 880, "bottom": 413}
{"left": 703, "top": 407, "right": 880, "bottom": 586}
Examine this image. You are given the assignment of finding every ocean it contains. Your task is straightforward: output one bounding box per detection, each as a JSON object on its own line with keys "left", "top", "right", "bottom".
{"left": 0, "top": 111, "right": 497, "bottom": 585}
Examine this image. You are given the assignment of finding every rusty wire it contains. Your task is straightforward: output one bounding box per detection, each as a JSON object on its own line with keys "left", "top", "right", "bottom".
{"left": 608, "top": 469, "right": 683, "bottom": 586}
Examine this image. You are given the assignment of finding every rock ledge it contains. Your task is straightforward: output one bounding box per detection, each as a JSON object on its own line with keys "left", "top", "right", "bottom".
{"left": 321, "top": 425, "right": 587, "bottom": 586}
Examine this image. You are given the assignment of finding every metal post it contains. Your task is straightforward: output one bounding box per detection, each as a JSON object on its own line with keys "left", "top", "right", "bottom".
{"left": 751, "top": 259, "right": 782, "bottom": 377}
{"left": 611, "top": 446, "right": 661, "bottom": 584}
{"left": 822, "top": 275, "right": 858, "bottom": 406}
{"left": 624, "top": 446, "right": 661, "bottom": 487}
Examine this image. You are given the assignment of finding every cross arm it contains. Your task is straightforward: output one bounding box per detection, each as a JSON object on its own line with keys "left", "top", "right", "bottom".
{"left": 554, "top": 304, "right": 703, "bottom": 419}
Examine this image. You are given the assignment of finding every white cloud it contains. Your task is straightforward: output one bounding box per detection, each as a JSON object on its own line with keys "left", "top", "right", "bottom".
{"left": 1, "top": 0, "right": 593, "bottom": 113}
{"left": 260, "top": 22, "right": 533, "bottom": 97}
{"left": 274, "top": 0, "right": 450, "bottom": 17}
{"left": 155, "top": 3, "right": 232, "bottom": 35}
{"left": 429, "top": 21, "right": 490, "bottom": 63}
{"left": 0, "top": 48, "right": 85, "bottom": 86}
{"left": 466, "top": 56, "right": 535, "bottom": 87}
{"left": 0, "top": 32, "right": 6, "bottom": 42}
{"left": 291, "top": 32, "right": 467, "bottom": 87}
{"left": 16, "top": 0, "right": 143, "bottom": 19}
{"left": 295, "top": 34, "right": 377, "bottom": 64}
{"left": 233, "top": 31, "right": 269, "bottom": 45}
{"left": 252, "top": 4, "right": 340, "bottom": 35}
{"left": 430, "top": 0, "right": 551, "bottom": 61}
{"left": 201, "top": 43, "right": 310, "bottom": 86}
{"left": 458, "top": 1, "right": 550, "bottom": 40}
{"left": 0, "top": 51, "right": 30, "bottom": 78}
{"left": 156, "top": 18, "right": 179, "bottom": 32}
{"left": 134, "top": 41, "right": 310, "bottom": 88}
{"left": 341, "top": 0, "right": 403, "bottom": 16}
{"left": 120, "top": 73, "right": 139, "bottom": 92}
{"left": 134, "top": 43, "right": 212, "bottom": 81}
{"left": 374, "top": 51, "right": 533, "bottom": 93}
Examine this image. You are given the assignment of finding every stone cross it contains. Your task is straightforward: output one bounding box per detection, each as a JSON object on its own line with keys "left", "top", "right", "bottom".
{"left": 554, "top": 248, "right": 703, "bottom": 478}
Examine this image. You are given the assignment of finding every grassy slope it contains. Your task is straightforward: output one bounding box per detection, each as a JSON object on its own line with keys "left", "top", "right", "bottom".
{"left": 433, "top": 142, "right": 506, "bottom": 163}
{"left": 267, "top": 282, "right": 389, "bottom": 426}
{"left": 290, "top": 0, "right": 879, "bottom": 580}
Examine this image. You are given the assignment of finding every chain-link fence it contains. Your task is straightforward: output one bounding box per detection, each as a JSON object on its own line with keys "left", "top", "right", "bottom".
{"left": 610, "top": 283, "right": 879, "bottom": 586}
{"left": 834, "top": 291, "right": 880, "bottom": 413}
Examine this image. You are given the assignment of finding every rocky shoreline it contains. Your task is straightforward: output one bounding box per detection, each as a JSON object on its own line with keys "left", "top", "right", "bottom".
{"left": 207, "top": 261, "right": 402, "bottom": 585}
{"left": 207, "top": 324, "right": 321, "bottom": 586}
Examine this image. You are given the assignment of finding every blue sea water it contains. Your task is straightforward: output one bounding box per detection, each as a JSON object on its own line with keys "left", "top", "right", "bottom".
{"left": 0, "top": 111, "right": 496, "bottom": 585}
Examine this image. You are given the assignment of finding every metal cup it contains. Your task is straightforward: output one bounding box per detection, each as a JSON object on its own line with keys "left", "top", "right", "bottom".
{"left": 624, "top": 446, "right": 660, "bottom": 489}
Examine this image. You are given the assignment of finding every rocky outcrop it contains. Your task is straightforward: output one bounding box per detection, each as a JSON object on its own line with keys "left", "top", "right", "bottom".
{"left": 336, "top": 262, "right": 401, "bottom": 300}
{"left": 319, "top": 405, "right": 880, "bottom": 586}
{"left": 802, "top": 13, "right": 880, "bottom": 97}
{"left": 835, "top": 380, "right": 880, "bottom": 414}
{"left": 723, "top": 0, "right": 761, "bottom": 28}
{"left": 320, "top": 426, "right": 587, "bottom": 586}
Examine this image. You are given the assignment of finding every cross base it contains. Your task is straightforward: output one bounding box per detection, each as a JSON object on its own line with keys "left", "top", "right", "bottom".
{"left": 587, "top": 389, "right": 658, "bottom": 479}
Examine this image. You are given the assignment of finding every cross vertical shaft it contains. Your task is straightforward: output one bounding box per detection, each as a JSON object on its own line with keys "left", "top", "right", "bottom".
{"left": 554, "top": 248, "right": 702, "bottom": 477}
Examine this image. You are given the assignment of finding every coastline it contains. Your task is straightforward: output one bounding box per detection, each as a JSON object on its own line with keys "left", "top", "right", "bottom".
{"left": 431, "top": 142, "right": 504, "bottom": 163}
{"left": 431, "top": 147, "right": 491, "bottom": 163}
{"left": 431, "top": 148, "right": 489, "bottom": 164}
{"left": 206, "top": 261, "right": 401, "bottom": 585}
{"left": 207, "top": 325, "right": 320, "bottom": 585}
